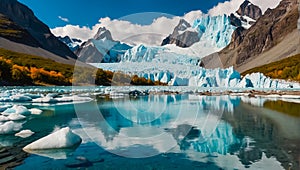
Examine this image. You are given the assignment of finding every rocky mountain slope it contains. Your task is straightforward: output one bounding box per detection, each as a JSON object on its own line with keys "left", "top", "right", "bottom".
{"left": 58, "top": 36, "right": 82, "bottom": 52}
{"left": 229, "top": 0, "right": 262, "bottom": 28}
{"left": 0, "top": 0, "right": 77, "bottom": 63}
{"left": 76, "top": 27, "right": 131, "bottom": 63}
{"left": 202, "top": 0, "right": 299, "bottom": 72}
{"left": 161, "top": 19, "right": 199, "bottom": 47}
{"left": 161, "top": 1, "right": 262, "bottom": 49}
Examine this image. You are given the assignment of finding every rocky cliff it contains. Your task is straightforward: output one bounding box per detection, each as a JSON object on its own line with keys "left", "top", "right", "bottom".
{"left": 161, "top": 19, "right": 200, "bottom": 48}
{"left": 0, "top": 0, "right": 77, "bottom": 60}
{"left": 202, "top": 0, "right": 299, "bottom": 72}
{"left": 76, "top": 27, "right": 131, "bottom": 63}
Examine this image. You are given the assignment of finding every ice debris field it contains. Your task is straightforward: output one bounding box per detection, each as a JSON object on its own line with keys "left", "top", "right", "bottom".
{"left": 0, "top": 85, "right": 300, "bottom": 153}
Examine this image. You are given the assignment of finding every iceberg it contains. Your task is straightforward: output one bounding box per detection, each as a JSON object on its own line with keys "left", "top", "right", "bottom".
{"left": 29, "top": 108, "right": 43, "bottom": 115}
{"left": 0, "top": 121, "right": 22, "bottom": 134}
{"left": 23, "top": 127, "right": 82, "bottom": 150}
{"left": 2, "top": 105, "right": 30, "bottom": 116}
{"left": 0, "top": 115, "right": 9, "bottom": 122}
{"left": 15, "top": 129, "right": 34, "bottom": 138}
{"left": 0, "top": 104, "right": 11, "bottom": 112}
{"left": 9, "top": 94, "right": 32, "bottom": 102}
{"left": 32, "top": 97, "right": 58, "bottom": 103}
{"left": 7, "top": 113, "right": 26, "bottom": 121}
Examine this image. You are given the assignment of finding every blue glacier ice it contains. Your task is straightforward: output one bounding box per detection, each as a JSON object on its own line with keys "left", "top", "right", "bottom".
{"left": 193, "top": 14, "right": 236, "bottom": 49}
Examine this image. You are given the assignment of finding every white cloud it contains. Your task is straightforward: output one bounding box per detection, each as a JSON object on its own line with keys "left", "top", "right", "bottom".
{"left": 58, "top": 16, "right": 69, "bottom": 23}
{"left": 51, "top": 11, "right": 203, "bottom": 46}
{"left": 208, "top": 0, "right": 281, "bottom": 16}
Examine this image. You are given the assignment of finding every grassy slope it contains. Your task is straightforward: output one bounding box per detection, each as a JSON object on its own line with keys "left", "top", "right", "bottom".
{"left": 242, "top": 54, "right": 300, "bottom": 82}
{"left": 0, "top": 48, "right": 74, "bottom": 78}
{"left": 0, "top": 48, "right": 161, "bottom": 86}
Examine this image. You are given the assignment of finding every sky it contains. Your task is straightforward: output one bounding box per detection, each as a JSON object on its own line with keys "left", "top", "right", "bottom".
{"left": 18, "top": 0, "right": 228, "bottom": 28}
{"left": 18, "top": 0, "right": 281, "bottom": 45}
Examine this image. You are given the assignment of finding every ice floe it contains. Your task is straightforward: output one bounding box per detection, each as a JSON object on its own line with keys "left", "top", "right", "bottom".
{"left": 2, "top": 105, "right": 30, "bottom": 116}
{"left": 23, "top": 127, "right": 82, "bottom": 150}
{"left": 15, "top": 130, "right": 34, "bottom": 138}
{"left": 0, "top": 121, "right": 22, "bottom": 134}
{"left": 7, "top": 113, "right": 26, "bottom": 121}
{"left": 29, "top": 108, "right": 43, "bottom": 115}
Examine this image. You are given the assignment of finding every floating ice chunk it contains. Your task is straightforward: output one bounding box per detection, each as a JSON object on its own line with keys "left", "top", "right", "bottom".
{"left": 0, "top": 121, "right": 22, "bottom": 134}
{"left": 9, "top": 94, "right": 32, "bottom": 102}
{"left": 32, "top": 97, "right": 58, "bottom": 103}
{"left": 55, "top": 95, "right": 93, "bottom": 102}
{"left": 15, "top": 130, "right": 34, "bottom": 138}
{"left": 29, "top": 108, "right": 43, "bottom": 115}
{"left": 0, "top": 97, "right": 11, "bottom": 102}
{"left": 2, "top": 105, "right": 30, "bottom": 116}
{"left": 45, "top": 93, "right": 59, "bottom": 98}
{"left": 23, "top": 127, "right": 82, "bottom": 150}
{"left": 23, "top": 93, "right": 42, "bottom": 99}
{"left": 0, "top": 115, "right": 9, "bottom": 122}
{"left": 0, "top": 105, "right": 12, "bottom": 112}
{"left": 7, "top": 113, "right": 26, "bottom": 121}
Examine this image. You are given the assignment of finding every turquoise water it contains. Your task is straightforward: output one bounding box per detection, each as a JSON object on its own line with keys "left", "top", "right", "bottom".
{"left": 0, "top": 87, "right": 299, "bottom": 169}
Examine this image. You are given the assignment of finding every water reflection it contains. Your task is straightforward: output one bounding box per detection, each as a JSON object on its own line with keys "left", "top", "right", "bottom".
{"left": 74, "top": 94, "right": 299, "bottom": 169}
{"left": 75, "top": 95, "right": 241, "bottom": 158}
{"left": 1, "top": 92, "right": 299, "bottom": 169}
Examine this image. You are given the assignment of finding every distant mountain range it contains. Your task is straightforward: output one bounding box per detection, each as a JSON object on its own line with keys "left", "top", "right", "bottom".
{"left": 75, "top": 27, "right": 132, "bottom": 63}
{"left": 58, "top": 36, "right": 82, "bottom": 52}
{"left": 0, "top": 0, "right": 298, "bottom": 85}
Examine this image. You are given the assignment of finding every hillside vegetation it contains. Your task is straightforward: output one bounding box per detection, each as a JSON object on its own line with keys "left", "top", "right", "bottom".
{"left": 0, "top": 48, "right": 160, "bottom": 86}
{"left": 242, "top": 54, "right": 300, "bottom": 82}
{"left": 0, "top": 14, "right": 39, "bottom": 46}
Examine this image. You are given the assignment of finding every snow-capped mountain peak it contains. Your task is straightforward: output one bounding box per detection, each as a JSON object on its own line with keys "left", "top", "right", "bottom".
{"left": 94, "top": 27, "right": 113, "bottom": 41}
{"left": 58, "top": 36, "right": 82, "bottom": 52}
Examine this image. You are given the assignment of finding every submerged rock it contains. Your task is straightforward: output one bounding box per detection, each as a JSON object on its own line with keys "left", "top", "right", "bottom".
{"left": 129, "top": 90, "right": 149, "bottom": 97}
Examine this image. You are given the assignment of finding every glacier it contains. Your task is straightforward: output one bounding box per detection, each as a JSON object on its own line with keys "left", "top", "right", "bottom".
{"left": 92, "top": 61, "right": 300, "bottom": 89}
{"left": 89, "top": 14, "right": 299, "bottom": 89}
{"left": 192, "top": 14, "right": 236, "bottom": 49}
{"left": 87, "top": 15, "right": 300, "bottom": 89}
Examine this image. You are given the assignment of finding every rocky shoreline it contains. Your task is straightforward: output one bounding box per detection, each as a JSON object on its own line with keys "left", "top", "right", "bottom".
{"left": 0, "top": 145, "right": 29, "bottom": 169}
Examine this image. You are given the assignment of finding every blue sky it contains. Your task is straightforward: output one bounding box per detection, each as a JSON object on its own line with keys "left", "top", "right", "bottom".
{"left": 18, "top": 0, "right": 227, "bottom": 28}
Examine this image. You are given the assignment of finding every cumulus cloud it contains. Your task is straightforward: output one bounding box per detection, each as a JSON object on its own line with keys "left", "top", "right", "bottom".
{"left": 51, "top": 11, "right": 203, "bottom": 46}
{"left": 208, "top": 0, "right": 281, "bottom": 16}
{"left": 58, "top": 16, "right": 69, "bottom": 23}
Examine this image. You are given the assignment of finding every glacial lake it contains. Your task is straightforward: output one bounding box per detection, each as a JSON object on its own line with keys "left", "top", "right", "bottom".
{"left": 0, "top": 87, "right": 299, "bottom": 169}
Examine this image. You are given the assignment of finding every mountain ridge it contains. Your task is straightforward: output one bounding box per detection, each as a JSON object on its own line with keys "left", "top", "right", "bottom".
{"left": 0, "top": 0, "right": 77, "bottom": 62}
{"left": 202, "top": 0, "right": 299, "bottom": 72}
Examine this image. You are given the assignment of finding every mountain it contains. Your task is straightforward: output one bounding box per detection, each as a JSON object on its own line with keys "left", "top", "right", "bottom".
{"left": 0, "top": 0, "right": 77, "bottom": 64}
{"left": 76, "top": 27, "right": 132, "bottom": 63}
{"left": 161, "top": 1, "right": 262, "bottom": 49}
{"left": 161, "top": 15, "right": 236, "bottom": 49}
{"left": 229, "top": 0, "right": 262, "bottom": 28}
{"left": 58, "top": 36, "right": 82, "bottom": 52}
{"left": 0, "top": 14, "right": 39, "bottom": 47}
{"left": 202, "top": 0, "right": 299, "bottom": 73}
{"left": 161, "top": 19, "right": 200, "bottom": 48}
